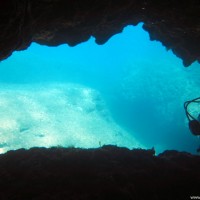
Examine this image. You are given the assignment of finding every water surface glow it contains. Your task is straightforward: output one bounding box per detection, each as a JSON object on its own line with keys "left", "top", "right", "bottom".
{"left": 0, "top": 23, "right": 200, "bottom": 154}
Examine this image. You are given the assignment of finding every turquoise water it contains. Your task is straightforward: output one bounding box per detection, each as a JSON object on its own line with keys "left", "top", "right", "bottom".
{"left": 0, "top": 23, "right": 200, "bottom": 154}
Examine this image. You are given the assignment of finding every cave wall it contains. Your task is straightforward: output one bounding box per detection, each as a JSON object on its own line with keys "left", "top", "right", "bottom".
{"left": 0, "top": 146, "right": 200, "bottom": 199}
{"left": 0, "top": 0, "right": 200, "bottom": 66}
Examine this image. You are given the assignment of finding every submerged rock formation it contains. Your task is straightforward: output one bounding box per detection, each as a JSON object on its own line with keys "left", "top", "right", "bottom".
{"left": 0, "top": 145, "right": 199, "bottom": 199}
{"left": 0, "top": 0, "right": 200, "bottom": 66}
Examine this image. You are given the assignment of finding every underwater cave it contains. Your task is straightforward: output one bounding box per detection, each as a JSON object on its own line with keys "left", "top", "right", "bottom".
{"left": 0, "top": 0, "right": 200, "bottom": 199}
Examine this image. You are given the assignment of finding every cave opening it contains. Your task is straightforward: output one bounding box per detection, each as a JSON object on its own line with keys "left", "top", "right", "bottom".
{"left": 0, "top": 23, "right": 200, "bottom": 154}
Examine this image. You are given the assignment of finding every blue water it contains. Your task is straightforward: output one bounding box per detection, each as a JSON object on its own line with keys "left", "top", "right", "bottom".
{"left": 0, "top": 23, "right": 200, "bottom": 154}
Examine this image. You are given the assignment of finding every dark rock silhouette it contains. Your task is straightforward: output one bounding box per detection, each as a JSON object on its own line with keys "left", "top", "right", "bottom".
{"left": 0, "top": 0, "right": 200, "bottom": 66}
{"left": 0, "top": 145, "right": 199, "bottom": 199}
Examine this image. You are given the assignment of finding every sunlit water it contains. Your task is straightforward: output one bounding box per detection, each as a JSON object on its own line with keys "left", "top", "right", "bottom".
{"left": 0, "top": 23, "right": 200, "bottom": 154}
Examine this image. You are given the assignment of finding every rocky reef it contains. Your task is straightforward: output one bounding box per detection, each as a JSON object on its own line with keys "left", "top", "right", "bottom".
{"left": 0, "top": 145, "right": 199, "bottom": 199}
{"left": 0, "top": 0, "right": 200, "bottom": 66}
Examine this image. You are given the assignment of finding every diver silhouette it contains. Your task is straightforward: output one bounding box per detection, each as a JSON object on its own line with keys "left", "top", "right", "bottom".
{"left": 197, "top": 146, "right": 200, "bottom": 153}
{"left": 184, "top": 97, "right": 200, "bottom": 136}
{"left": 184, "top": 97, "right": 200, "bottom": 153}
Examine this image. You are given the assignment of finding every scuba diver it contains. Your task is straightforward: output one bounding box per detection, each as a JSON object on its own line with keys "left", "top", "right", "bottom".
{"left": 184, "top": 97, "right": 200, "bottom": 136}
{"left": 184, "top": 97, "right": 200, "bottom": 153}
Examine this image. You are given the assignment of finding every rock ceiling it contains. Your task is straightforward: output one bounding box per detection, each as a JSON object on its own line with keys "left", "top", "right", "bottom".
{"left": 0, "top": 0, "right": 200, "bottom": 66}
